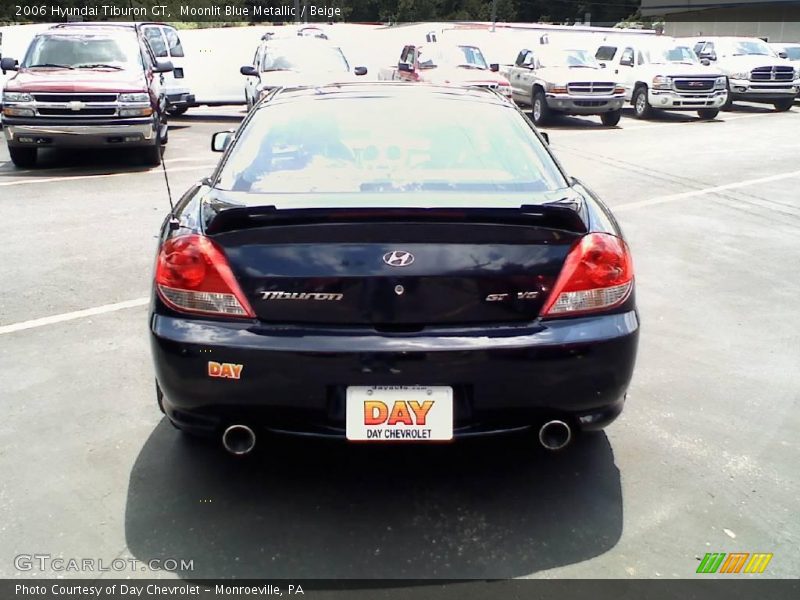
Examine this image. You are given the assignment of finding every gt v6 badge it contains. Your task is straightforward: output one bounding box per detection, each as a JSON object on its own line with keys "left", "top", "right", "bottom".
{"left": 486, "top": 291, "right": 540, "bottom": 301}
{"left": 261, "top": 291, "right": 343, "bottom": 301}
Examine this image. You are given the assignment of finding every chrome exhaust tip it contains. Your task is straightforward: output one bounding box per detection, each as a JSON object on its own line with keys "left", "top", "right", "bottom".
{"left": 222, "top": 424, "right": 256, "bottom": 456}
{"left": 538, "top": 420, "right": 572, "bottom": 451}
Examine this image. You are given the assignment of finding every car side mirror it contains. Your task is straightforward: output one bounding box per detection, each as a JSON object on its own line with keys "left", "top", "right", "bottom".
{"left": 489, "top": 63, "right": 499, "bottom": 72}
{"left": 1, "top": 57, "right": 19, "bottom": 73}
{"left": 240, "top": 65, "right": 258, "bottom": 77}
{"left": 398, "top": 62, "right": 413, "bottom": 73}
{"left": 700, "top": 58, "right": 711, "bottom": 66}
{"left": 540, "top": 132, "right": 550, "bottom": 145}
{"left": 599, "top": 62, "right": 607, "bottom": 68}
{"left": 354, "top": 66, "right": 368, "bottom": 76}
{"left": 211, "top": 130, "right": 234, "bottom": 153}
{"left": 699, "top": 52, "right": 716, "bottom": 62}
{"left": 778, "top": 51, "right": 788, "bottom": 59}
{"left": 153, "top": 59, "right": 173, "bottom": 73}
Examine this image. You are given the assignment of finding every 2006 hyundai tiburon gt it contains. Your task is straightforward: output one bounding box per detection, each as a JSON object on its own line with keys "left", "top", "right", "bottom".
{"left": 149, "top": 83, "right": 639, "bottom": 455}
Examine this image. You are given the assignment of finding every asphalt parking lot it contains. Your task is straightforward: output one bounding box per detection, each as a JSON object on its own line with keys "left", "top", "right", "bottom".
{"left": 1, "top": 103, "right": 798, "bottom": 580}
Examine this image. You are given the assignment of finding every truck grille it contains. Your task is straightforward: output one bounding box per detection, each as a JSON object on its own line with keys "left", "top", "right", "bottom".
{"left": 567, "top": 82, "right": 616, "bottom": 94}
{"left": 37, "top": 108, "right": 117, "bottom": 117}
{"left": 673, "top": 78, "right": 715, "bottom": 92}
{"left": 28, "top": 92, "right": 124, "bottom": 118}
{"left": 750, "top": 66, "right": 794, "bottom": 82}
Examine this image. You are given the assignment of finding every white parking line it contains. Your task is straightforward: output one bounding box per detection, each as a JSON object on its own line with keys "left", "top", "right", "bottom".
{"left": 0, "top": 298, "right": 149, "bottom": 335}
{"left": 615, "top": 169, "right": 800, "bottom": 211}
{"left": 3, "top": 168, "right": 800, "bottom": 336}
{"left": 0, "top": 164, "right": 216, "bottom": 187}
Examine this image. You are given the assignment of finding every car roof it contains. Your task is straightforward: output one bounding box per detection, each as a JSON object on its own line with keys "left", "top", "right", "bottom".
{"left": 41, "top": 25, "right": 141, "bottom": 37}
{"left": 259, "top": 82, "right": 510, "bottom": 108}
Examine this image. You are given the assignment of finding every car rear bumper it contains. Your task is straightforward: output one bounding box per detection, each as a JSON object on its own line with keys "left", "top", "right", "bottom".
{"left": 166, "top": 91, "right": 196, "bottom": 108}
{"left": 648, "top": 89, "right": 727, "bottom": 109}
{"left": 546, "top": 94, "right": 625, "bottom": 114}
{"left": 3, "top": 118, "right": 157, "bottom": 148}
{"left": 150, "top": 310, "right": 639, "bottom": 439}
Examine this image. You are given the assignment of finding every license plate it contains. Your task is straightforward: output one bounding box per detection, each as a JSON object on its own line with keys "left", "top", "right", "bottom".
{"left": 345, "top": 385, "right": 453, "bottom": 441}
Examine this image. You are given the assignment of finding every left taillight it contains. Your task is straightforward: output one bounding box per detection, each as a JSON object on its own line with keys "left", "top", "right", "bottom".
{"left": 540, "top": 233, "right": 634, "bottom": 318}
{"left": 155, "top": 234, "right": 255, "bottom": 318}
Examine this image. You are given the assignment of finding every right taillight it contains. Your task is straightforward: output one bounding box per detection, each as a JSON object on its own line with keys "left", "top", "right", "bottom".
{"left": 155, "top": 234, "right": 255, "bottom": 318}
{"left": 540, "top": 233, "right": 633, "bottom": 317}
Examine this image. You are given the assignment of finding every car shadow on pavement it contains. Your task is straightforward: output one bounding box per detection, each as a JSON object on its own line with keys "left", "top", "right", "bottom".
{"left": 1, "top": 147, "right": 154, "bottom": 175}
{"left": 125, "top": 420, "right": 623, "bottom": 579}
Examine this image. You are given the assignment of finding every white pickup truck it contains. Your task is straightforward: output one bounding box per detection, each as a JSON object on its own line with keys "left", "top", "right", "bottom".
{"left": 687, "top": 37, "right": 799, "bottom": 111}
{"left": 502, "top": 46, "right": 626, "bottom": 126}
{"left": 594, "top": 37, "right": 728, "bottom": 120}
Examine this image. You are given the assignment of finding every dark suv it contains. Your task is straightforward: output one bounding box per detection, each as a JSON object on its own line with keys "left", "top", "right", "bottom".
{"left": 1, "top": 23, "right": 173, "bottom": 168}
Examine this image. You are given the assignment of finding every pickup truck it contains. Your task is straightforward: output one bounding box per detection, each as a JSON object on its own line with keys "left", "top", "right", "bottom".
{"left": 378, "top": 43, "right": 513, "bottom": 99}
{"left": 688, "top": 36, "right": 800, "bottom": 111}
{"left": 502, "top": 46, "right": 626, "bottom": 126}
{"left": 1, "top": 23, "right": 173, "bottom": 168}
{"left": 594, "top": 37, "right": 727, "bottom": 120}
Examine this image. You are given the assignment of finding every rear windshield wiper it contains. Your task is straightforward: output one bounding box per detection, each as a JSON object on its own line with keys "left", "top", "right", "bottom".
{"left": 75, "top": 63, "right": 124, "bottom": 69}
{"left": 27, "top": 63, "right": 74, "bottom": 69}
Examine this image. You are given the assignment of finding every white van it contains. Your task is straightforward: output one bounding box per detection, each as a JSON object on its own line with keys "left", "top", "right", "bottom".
{"left": 138, "top": 23, "right": 194, "bottom": 115}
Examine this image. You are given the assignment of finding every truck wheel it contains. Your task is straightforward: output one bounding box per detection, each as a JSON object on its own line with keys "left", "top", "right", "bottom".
{"left": 143, "top": 136, "right": 163, "bottom": 167}
{"left": 773, "top": 98, "right": 794, "bottom": 112}
{"left": 632, "top": 86, "right": 653, "bottom": 119}
{"left": 600, "top": 110, "right": 621, "bottom": 126}
{"left": 9, "top": 146, "right": 37, "bottom": 169}
{"left": 531, "top": 88, "right": 551, "bottom": 125}
{"left": 167, "top": 105, "right": 188, "bottom": 116}
{"left": 697, "top": 108, "right": 719, "bottom": 120}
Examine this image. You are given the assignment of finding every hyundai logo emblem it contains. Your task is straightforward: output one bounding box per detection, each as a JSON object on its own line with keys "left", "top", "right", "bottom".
{"left": 383, "top": 250, "right": 415, "bottom": 267}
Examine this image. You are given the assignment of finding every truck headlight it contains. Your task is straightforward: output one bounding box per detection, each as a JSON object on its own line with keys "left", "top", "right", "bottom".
{"left": 714, "top": 77, "right": 727, "bottom": 90}
{"left": 652, "top": 75, "right": 672, "bottom": 90}
{"left": 3, "top": 92, "right": 34, "bottom": 103}
{"left": 546, "top": 83, "right": 568, "bottom": 94}
{"left": 730, "top": 71, "right": 749, "bottom": 80}
{"left": 119, "top": 92, "right": 150, "bottom": 103}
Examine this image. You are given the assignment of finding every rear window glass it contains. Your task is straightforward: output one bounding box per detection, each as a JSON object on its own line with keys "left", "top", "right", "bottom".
{"left": 217, "top": 96, "right": 566, "bottom": 195}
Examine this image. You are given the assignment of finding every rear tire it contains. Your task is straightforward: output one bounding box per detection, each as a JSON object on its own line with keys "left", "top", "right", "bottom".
{"left": 9, "top": 146, "right": 37, "bottom": 168}
{"left": 600, "top": 110, "right": 621, "bottom": 126}
{"left": 531, "top": 88, "right": 551, "bottom": 125}
{"left": 697, "top": 108, "right": 719, "bottom": 120}
{"left": 632, "top": 86, "right": 653, "bottom": 119}
{"left": 773, "top": 98, "right": 794, "bottom": 112}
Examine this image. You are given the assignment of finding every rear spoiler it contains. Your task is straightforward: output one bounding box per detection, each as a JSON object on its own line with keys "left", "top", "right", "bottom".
{"left": 205, "top": 204, "right": 587, "bottom": 236}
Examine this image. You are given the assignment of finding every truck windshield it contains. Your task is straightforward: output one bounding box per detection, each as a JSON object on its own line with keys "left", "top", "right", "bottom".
{"left": 262, "top": 43, "right": 349, "bottom": 72}
{"left": 537, "top": 49, "right": 599, "bottom": 69}
{"left": 22, "top": 33, "right": 142, "bottom": 69}
{"left": 643, "top": 45, "right": 698, "bottom": 65}
{"left": 417, "top": 45, "right": 489, "bottom": 70}
{"left": 216, "top": 96, "right": 566, "bottom": 194}
{"left": 721, "top": 39, "right": 776, "bottom": 57}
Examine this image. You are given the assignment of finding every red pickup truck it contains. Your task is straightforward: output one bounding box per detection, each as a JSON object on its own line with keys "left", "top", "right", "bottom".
{"left": 1, "top": 23, "right": 173, "bottom": 168}
{"left": 378, "top": 43, "right": 513, "bottom": 99}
